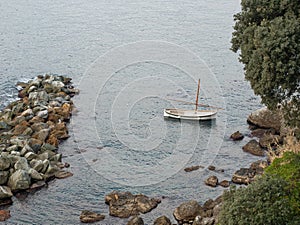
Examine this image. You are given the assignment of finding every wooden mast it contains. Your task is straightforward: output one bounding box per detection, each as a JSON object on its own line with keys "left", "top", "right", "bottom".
{"left": 195, "top": 79, "right": 200, "bottom": 111}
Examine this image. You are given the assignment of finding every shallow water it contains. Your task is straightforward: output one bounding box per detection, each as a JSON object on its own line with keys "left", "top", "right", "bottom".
{"left": 0, "top": 1, "right": 262, "bottom": 224}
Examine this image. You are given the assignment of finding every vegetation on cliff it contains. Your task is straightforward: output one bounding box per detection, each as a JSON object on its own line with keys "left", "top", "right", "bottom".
{"left": 231, "top": 0, "right": 300, "bottom": 129}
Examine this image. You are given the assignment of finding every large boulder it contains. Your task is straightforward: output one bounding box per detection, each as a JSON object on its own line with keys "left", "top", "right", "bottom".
{"left": 105, "top": 191, "right": 160, "bottom": 218}
{"left": 242, "top": 140, "right": 264, "bottom": 156}
{"left": 247, "top": 107, "right": 282, "bottom": 132}
{"left": 173, "top": 200, "right": 202, "bottom": 224}
{"left": 8, "top": 169, "right": 31, "bottom": 191}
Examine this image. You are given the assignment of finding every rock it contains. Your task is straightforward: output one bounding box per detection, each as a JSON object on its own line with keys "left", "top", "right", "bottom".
{"left": 205, "top": 176, "right": 218, "bottom": 187}
{"left": 0, "top": 198, "right": 13, "bottom": 206}
{"left": 8, "top": 169, "right": 31, "bottom": 191}
{"left": 28, "top": 90, "right": 49, "bottom": 107}
{"left": 41, "top": 159, "right": 50, "bottom": 174}
{"left": 28, "top": 168, "right": 43, "bottom": 180}
{"left": 20, "top": 144, "right": 33, "bottom": 156}
{"left": 30, "top": 159, "right": 44, "bottom": 172}
{"left": 36, "top": 110, "right": 48, "bottom": 119}
{"left": 28, "top": 138, "right": 43, "bottom": 153}
{"left": 208, "top": 165, "right": 215, "bottom": 171}
{"left": 12, "top": 121, "right": 30, "bottom": 135}
{"left": 232, "top": 168, "right": 255, "bottom": 185}
{"left": 50, "top": 153, "right": 62, "bottom": 162}
{"left": 0, "top": 186, "right": 13, "bottom": 199}
{"left": 242, "top": 140, "right": 264, "bottom": 156}
{"left": 219, "top": 180, "right": 230, "bottom": 188}
{"left": 247, "top": 107, "right": 282, "bottom": 132}
{"left": 14, "top": 157, "right": 29, "bottom": 170}
{"left": 105, "top": 191, "right": 160, "bottom": 218}
{"left": 29, "top": 181, "right": 46, "bottom": 191}
{"left": 0, "top": 210, "right": 10, "bottom": 222}
{"left": 20, "top": 108, "right": 33, "bottom": 117}
{"left": 45, "top": 163, "right": 60, "bottom": 175}
{"left": 250, "top": 128, "right": 270, "bottom": 138}
{"left": 201, "top": 217, "right": 215, "bottom": 225}
{"left": 0, "top": 157, "right": 11, "bottom": 170}
{"left": 32, "top": 128, "right": 50, "bottom": 142}
{"left": 55, "top": 170, "right": 73, "bottom": 179}
{"left": 230, "top": 131, "right": 244, "bottom": 141}
{"left": 192, "top": 215, "right": 202, "bottom": 225}
{"left": 24, "top": 152, "right": 37, "bottom": 161}
{"left": 0, "top": 171, "right": 9, "bottom": 185}
{"left": 173, "top": 200, "right": 202, "bottom": 224}
{"left": 250, "top": 160, "right": 268, "bottom": 175}
{"left": 259, "top": 134, "right": 281, "bottom": 148}
{"left": 31, "top": 122, "right": 49, "bottom": 132}
{"left": 127, "top": 216, "right": 144, "bottom": 225}
{"left": 153, "top": 215, "right": 171, "bottom": 225}
{"left": 41, "top": 143, "right": 57, "bottom": 152}
{"left": 79, "top": 210, "right": 105, "bottom": 223}
{"left": 7, "top": 145, "right": 18, "bottom": 152}
{"left": 184, "top": 165, "right": 201, "bottom": 172}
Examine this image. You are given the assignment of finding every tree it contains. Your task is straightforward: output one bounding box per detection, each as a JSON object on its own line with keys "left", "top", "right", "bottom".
{"left": 231, "top": 0, "right": 300, "bottom": 128}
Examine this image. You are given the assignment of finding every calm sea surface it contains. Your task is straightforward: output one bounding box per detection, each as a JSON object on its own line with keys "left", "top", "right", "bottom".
{"left": 0, "top": 1, "right": 262, "bottom": 224}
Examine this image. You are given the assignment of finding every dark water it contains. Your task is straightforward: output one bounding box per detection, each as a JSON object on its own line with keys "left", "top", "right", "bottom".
{"left": 0, "top": 1, "right": 263, "bottom": 224}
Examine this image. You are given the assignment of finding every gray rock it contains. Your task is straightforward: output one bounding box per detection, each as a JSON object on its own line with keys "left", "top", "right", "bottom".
{"left": 29, "top": 159, "right": 44, "bottom": 172}
{"left": 50, "top": 153, "right": 62, "bottom": 162}
{"left": 6, "top": 145, "right": 18, "bottom": 153}
{"left": 28, "top": 91, "right": 49, "bottom": 106}
{"left": 14, "top": 157, "right": 29, "bottom": 170}
{"left": 20, "top": 108, "right": 33, "bottom": 117}
{"left": 10, "top": 136, "right": 27, "bottom": 148}
{"left": 45, "top": 163, "right": 60, "bottom": 175}
{"left": 20, "top": 144, "right": 33, "bottom": 156}
{"left": 38, "top": 150, "right": 55, "bottom": 161}
{"left": 33, "top": 128, "right": 49, "bottom": 142}
{"left": 127, "top": 216, "right": 144, "bottom": 225}
{"left": 41, "top": 159, "right": 50, "bottom": 174}
{"left": 0, "top": 157, "right": 11, "bottom": 170}
{"left": 10, "top": 151, "right": 21, "bottom": 156}
{"left": 8, "top": 169, "right": 31, "bottom": 191}
{"left": 0, "top": 171, "right": 9, "bottom": 185}
{"left": 24, "top": 152, "right": 37, "bottom": 161}
{"left": 192, "top": 215, "right": 202, "bottom": 225}
{"left": 0, "top": 186, "right": 13, "bottom": 199}
{"left": 173, "top": 200, "right": 202, "bottom": 224}
{"left": 36, "top": 110, "right": 48, "bottom": 119}
{"left": 242, "top": 140, "right": 264, "bottom": 156}
{"left": 41, "top": 143, "right": 57, "bottom": 152}
{"left": 153, "top": 215, "right": 171, "bottom": 225}
{"left": 28, "top": 168, "right": 43, "bottom": 180}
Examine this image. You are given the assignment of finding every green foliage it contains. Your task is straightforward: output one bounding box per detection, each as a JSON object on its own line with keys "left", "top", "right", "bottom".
{"left": 218, "top": 175, "right": 300, "bottom": 225}
{"left": 265, "top": 152, "right": 300, "bottom": 213}
{"left": 231, "top": 0, "right": 300, "bottom": 128}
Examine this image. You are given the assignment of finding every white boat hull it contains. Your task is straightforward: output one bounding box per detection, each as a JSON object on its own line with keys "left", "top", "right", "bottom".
{"left": 164, "top": 108, "right": 217, "bottom": 121}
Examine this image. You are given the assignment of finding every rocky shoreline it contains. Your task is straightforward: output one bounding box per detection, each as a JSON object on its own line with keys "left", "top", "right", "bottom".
{"left": 0, "top": 75, "right": 288, "bottom": 224}
{"left": 0, "top": 74, "right": 78, "bottom": 221}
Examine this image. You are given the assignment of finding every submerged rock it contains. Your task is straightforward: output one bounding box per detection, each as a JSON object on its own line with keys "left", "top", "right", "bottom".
{"left": 105, "top": 191, "right": 160, "bottom": 218}
{"left": 79, "top": 210, "right": 105, "bottom": 223}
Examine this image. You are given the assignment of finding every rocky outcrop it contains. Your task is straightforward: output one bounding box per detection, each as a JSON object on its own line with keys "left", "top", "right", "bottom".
{"left": 242, "top": 140, "right": 265, "bottom": 156}
{"left": 247, "top": 107, "right": 282, "bottom": 132}
{"left": 105, "top": 191, "right": 160, "bottom": 218}
{"left": 259, "top": 134, "right": 281, "bottom": 148}
{"left": 0, "top": 74, "right": 77, "bottom": 205}
{"left": 79, "top": 210, "right": 105, "bottom": 223}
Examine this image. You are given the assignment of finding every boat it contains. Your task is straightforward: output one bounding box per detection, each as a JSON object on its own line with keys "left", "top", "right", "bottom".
{"left": 164, "top": 79, "right": 219, "bottom": 120}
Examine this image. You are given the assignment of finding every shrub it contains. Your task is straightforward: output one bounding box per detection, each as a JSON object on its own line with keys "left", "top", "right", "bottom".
{"left": 218, "top": 175, "right": 300, "bottom": 225}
